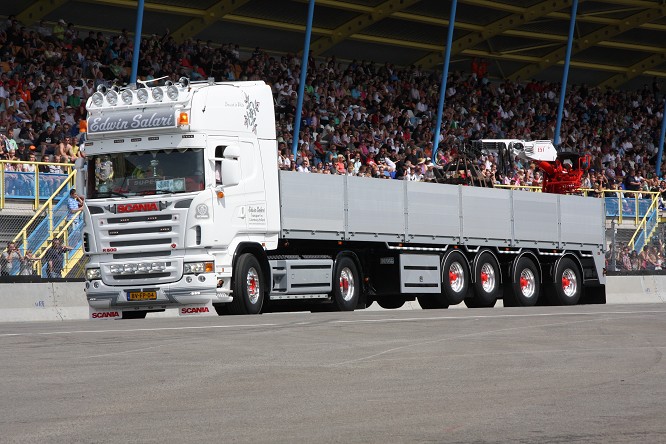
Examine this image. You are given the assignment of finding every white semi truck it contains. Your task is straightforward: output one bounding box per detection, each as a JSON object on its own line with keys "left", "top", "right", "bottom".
{"left": 82, "top": 79, "right": 606, "bottom": 319}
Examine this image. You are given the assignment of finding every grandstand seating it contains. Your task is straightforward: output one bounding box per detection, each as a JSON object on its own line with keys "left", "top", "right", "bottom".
{"left": 0, "top": 16, "right": 664, "bottom": 276}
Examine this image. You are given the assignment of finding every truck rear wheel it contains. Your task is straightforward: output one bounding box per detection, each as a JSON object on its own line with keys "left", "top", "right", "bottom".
{"left": 229, "top": 253, "right": 264, "bottom": 315}
{"left": 332, "top": 256, "right": 359, "bottom": 311}
{"left": 441, "top": 251, "right": 469, "bottom": 305}
{"left": 504, "top": 256, "right": 540, "bottom": 307}
{"left": 547, "top": 257, "right": 582, "bottom": 305}
{"left": 465, "top": 252, "right": 500, "bottom": 308}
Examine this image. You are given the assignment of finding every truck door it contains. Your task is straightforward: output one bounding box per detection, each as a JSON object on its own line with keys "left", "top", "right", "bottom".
{"left": 211, "top": 139, "right": 247, "bottom": 246}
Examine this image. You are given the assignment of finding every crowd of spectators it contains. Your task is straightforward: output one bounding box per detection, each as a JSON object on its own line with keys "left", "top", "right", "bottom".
{"left": 1, "top": 14, "right": 666, "bottom": 273}
{"left": 608, "top": 240, "right": 665, "bottom": 272}
{"left": 1, "top": 14, "right": 664, "bottom": 190}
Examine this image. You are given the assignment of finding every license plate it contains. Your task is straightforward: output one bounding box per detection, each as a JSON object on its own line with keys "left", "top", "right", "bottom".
{"left": 127, "top": 291, "right": 157, "bottom": 301}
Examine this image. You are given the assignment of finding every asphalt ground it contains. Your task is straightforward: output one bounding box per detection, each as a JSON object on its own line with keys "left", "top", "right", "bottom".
{"left": 2, "top": 304, "right": 666, "bottom": 443}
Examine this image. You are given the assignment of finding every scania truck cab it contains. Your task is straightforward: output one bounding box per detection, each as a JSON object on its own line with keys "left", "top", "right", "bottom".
{"left": 83, "top": 79, "right": 280, "bottom": 318}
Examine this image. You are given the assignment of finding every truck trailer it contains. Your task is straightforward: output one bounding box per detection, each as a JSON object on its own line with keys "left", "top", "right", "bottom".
{"left": 82, "top": 79, "right": 606, "bottom": 319}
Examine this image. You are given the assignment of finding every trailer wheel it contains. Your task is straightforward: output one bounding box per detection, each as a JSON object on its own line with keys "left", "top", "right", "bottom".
{"left": 229, "top": 253, "right": 264, "bottom": 315}
{"left": 441, "top": 251, "right": 469, "bottom": 305}
{"left": 505, "top": 256, "right": 540, "bottom": 307}
{"left": 465, "top": 252, "right": 500, "bottom": 308}
{"left": 548, "top": 257, "right": 582, "bottom": 305}
{"left": 376, "top": 297, "right": 405, "bottom": 309}
{"left": 417, "top": 295, "right": 448, "bottom": 310}
{"left": 121, "top": 310, "right": 147, "bottom": 319}
{"left": 332, "top": 256, "right": 359, "bottom": 311}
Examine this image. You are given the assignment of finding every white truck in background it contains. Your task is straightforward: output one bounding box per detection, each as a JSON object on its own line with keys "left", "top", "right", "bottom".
{"left": 82, "top": 79, "right": 606, "bottom": 319}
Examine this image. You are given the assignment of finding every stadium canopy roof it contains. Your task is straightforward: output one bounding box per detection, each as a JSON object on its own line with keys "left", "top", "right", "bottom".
{"left": 6, "top": 0, "right": 666, "bottom": 90}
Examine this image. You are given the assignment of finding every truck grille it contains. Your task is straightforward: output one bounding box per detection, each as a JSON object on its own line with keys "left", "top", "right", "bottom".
{"left": 91, "top": 205, "right": 187, "bottom": 285}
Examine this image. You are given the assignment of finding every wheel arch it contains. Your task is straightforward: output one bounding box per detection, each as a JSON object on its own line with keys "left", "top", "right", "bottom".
{"left": 551, "top": 253, "right": 584, "bottom": 284}
{"left": 442, "top": 248, "right": 470, "bottom": 277}
{"left": 471, "top": 249, "right": 503, "bottom": 284}
{"left": 511, "top": 250, "right": 542, "bottom": 283}
{"left": 233, "top": 242, "right": 270, "bottom": 291}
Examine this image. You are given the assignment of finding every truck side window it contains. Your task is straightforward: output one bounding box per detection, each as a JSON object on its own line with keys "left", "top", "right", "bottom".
{"left": 214, "top": 146, "right": 226, "bottom": 185}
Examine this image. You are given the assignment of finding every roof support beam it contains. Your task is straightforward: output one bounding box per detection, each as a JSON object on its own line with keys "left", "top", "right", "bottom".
{"left": 17, "top": 0, "right": 70, "bottom": 26}
{"left": 172, "top": 0, "right": 251, "bottom": 42}
{"left": 79, "top": 0, "right": 204, "bottom": 17}
{"left": 413, "top": 0, "right": 570, "bottom": 69}
{"left": 309, "top": 0, "right": 420, "bottom": 56}
{"left": 509, "top": 5, "right": 666, "bottom": 82}
{"left": 598, "top": 51, "right": 666, "bottom": 89}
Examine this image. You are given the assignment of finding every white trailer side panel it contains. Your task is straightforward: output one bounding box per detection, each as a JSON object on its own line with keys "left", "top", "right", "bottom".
{"left": 346, "top": 176, "right": 405, "bottom": 242}
{"left": 278, "top": 171, "right": 604, "bottom": 251}
{"left": 513, "top": 191, "right": 560, "bottom": 244}
{"left": 406, "top": 181, "right": 460, "bottom": 244}
{"left": 279, "top": 172, "right": 345, "bottom": 240}
{"left": 460, "top": 186, "right": 512, "bottom": 243}
{"left": 560, "top": 194, "right": 605, "bottom": 247}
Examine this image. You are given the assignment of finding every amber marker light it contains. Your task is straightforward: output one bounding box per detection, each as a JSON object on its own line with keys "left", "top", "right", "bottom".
{"left": 179, "top": 112, "right": 189, "bottom": 125}
{"left": 216, "top": 191, "right": 224, "bottom": 198}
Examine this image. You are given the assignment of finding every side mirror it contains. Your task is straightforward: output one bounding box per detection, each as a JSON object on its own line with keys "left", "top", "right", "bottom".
{"left": 221, "top": 145, "right": 241, "bottom": 187}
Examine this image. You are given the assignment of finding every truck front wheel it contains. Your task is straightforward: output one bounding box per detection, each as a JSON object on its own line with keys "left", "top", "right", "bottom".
{"left": 332, "top": 256, "right": 359, "bottom": 311}
{"left": 229, "top": 253, "right": 264, "bottom": 315}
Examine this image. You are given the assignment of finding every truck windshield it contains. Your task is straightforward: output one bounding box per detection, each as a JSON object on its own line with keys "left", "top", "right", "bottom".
{"left": 87, "top": 148, "right": 205, "bottom": 199}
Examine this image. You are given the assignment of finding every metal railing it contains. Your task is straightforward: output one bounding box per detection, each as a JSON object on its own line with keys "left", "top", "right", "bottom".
{"left": 494, "top": 184, "right": 660, "bottom": 225}
{"left": 627, "top": 194, "right": 660, "bottom": 254}
{"left": 9, "top": 169, "right": 80, "bottom": 275}
{"left": 1, "top": 159, "right": 74, "bottom": 210}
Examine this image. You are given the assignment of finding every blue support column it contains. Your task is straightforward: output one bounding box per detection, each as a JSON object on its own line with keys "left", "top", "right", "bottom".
{"left": 656, "top": 99, "right": 666, "bottom": 178}
{"left": 432, "top": 0, "right": 458, "bottom": 163}
{"left": 554, "top": 0, "right": 578, "bottom": 148}
{"left": 292, "top": 0, "right": 316, "bottom": 155}
{"left": 130, "top": 0, "right": 145, "bottom": 85}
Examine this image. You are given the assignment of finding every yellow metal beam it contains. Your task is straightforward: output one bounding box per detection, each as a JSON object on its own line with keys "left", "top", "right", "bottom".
{"left": 310, "top": 0, "right": 420, "bottom": 56}
{"left": 461, "top": 49, "right": 627, "bottom": 74}
{"left": 17, "top": 0, "right": 70, "bottom": 26}
{"left": 598, "top": 51, "right": 666, "bottom": 89}
{"left": 220, "top": 12, "right": 666, "bottom": 80}
{"left": 413, "top": 0, "right": 570, "bottom": 69}
{"left": 509, "top": 5, "right": 666, "bottom": 82}
{"left": 224, "top": 14, "right": 332, "bottom": 35}
{"left": 173, "top": 0, "right": 252, "bottom": 42}
{"left": 78, "top": 0, "right": 204, "bottom": 17}
{"left": 295, "top": 0, "right": 666, "bottom": 32}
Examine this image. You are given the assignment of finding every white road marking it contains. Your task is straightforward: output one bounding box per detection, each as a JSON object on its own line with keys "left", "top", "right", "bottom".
{"left": 0, "top": 309, "right": 664, "bottom": 339}
{"left": 0, "top": 323, "right": 279, "bottom": 338}
{"left": 333, "top": 309, "right": 666, "bottom": 324}
{"left": 86, "top": 344, "right": 171, "bottom": 359}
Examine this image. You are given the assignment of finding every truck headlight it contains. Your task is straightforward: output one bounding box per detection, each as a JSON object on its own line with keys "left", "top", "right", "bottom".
{"left": 184, "top": 261, "right": 214, "bottom": 274}
{"left": 86, "top": 268, "right": 101, "bottom": 280}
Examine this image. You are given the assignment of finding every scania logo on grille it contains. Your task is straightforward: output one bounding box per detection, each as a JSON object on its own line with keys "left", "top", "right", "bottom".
{"left": 117, "top": 202, "right": 159, "bottom": 213}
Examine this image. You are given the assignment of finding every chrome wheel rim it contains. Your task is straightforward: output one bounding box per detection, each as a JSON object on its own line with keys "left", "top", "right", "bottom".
{"left": 561, "top": 268, "right": 577, "bottom": 297}
{"left": 246, "top": 267, "right": 260, "bottom": 305}
{"left": 519, "top": 268, "right": 536, "bottom": 298}
{"left": 339, "top": 267, "right": 355, "bottom": 302}
{"left": 480, "top": 263, "right": 496, "bottom": 293}
{"left": 449, "top": 262, "right": 465, "bottom": 293}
